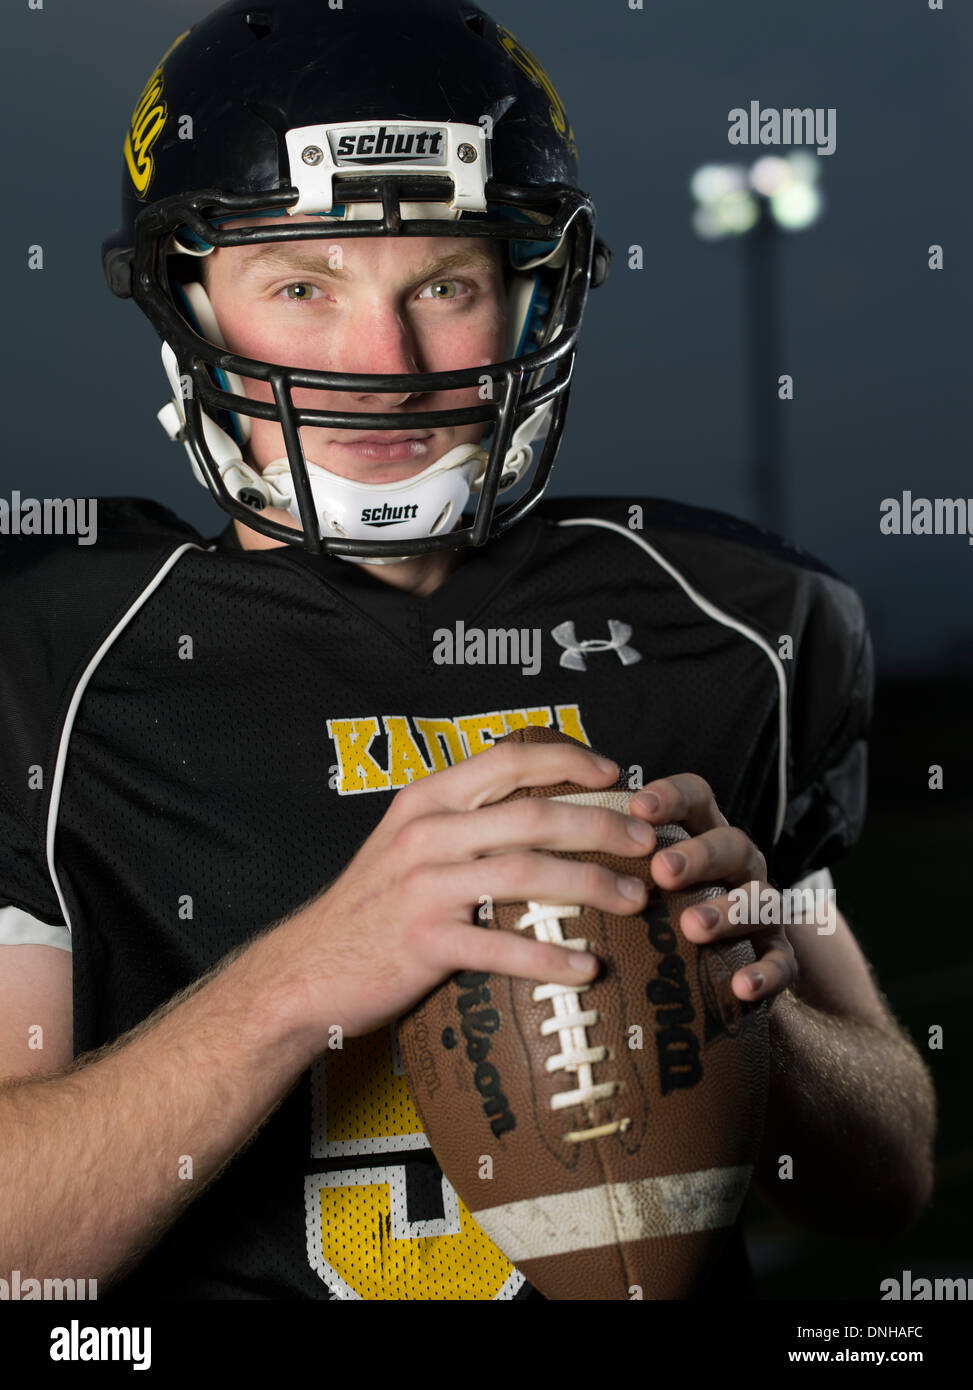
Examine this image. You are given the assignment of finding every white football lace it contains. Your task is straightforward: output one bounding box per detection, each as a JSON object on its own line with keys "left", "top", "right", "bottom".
{"left": 516, "top": 901, "right": 631, "bottom": 1145}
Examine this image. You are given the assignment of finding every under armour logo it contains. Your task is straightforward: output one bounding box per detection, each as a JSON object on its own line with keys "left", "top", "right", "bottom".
{"left": 550, "top": 619, "right": 642, "bottom": 672}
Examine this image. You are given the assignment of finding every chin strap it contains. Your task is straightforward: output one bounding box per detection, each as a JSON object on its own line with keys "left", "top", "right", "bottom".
{"left": 265, "top": 441, "right": 487, "bottom": 547}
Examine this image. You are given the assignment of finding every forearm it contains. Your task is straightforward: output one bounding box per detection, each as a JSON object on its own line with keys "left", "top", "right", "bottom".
{"left": 753, "top": 989, "right": 936, "bottom": 1236}
{"left": 0, "top": 925, "right": 314, "bottom": 1290}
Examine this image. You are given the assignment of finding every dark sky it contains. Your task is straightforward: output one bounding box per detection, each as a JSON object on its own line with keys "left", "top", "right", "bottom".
{"left": 3, "top": 0, "right": 970, "bottom": 674}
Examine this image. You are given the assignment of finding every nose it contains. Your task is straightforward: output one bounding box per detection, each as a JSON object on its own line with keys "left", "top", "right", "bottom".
{"left": 338, "top": 302, "right": 423, "bottom": 408}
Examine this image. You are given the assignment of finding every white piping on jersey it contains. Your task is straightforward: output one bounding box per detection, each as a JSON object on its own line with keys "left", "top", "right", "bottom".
{"left": 0, "top": 904, "right": 72, "bottom": 951}
{"left": 40, "top": 520, "right": 789, "bottom": 932}
{"left": 555, "top": 516, "right": 789, "bottom": 843}
{"left": 45, "top": 543, "right": 209, "bottom": 935}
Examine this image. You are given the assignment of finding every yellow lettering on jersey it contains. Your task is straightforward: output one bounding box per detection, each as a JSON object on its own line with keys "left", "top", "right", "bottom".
{"left": 326, "top": 716, "right": 389, "bottom": 794}
{"left": 326, "top": 705, "right": 589, "bottom": 793}
{"left": 384, "top": 716, "right": 431, "bottom": 786}
{"left": 456, "top": 712, "right": 508, "bottom": 756}
{"left": 555, "top": 703, "right": 591, "bottom": 745}
{"left": 502, "top": 707, "right": 555, "bottom": 733}
{"left": 307, "top": 1029, "right": 518, "bottom": 1299}
{"left": 413, "top": 717, "right": 466, "bottom": 772}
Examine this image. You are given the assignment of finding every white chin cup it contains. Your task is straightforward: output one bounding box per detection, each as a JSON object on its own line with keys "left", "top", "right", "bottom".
{"left": 260, "top": 442, "right": 490, "bottom": 558}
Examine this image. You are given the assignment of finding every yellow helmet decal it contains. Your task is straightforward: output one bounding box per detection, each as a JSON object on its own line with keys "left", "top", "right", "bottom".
{"left": 123, "top": 30, "right": 190, "bottom": 199}
{"left": 496, "top": 23, "right": 578, "bottom": 162}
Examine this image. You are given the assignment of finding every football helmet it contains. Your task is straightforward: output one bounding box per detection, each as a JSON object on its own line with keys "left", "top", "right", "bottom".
{"left": 102, "top": 0, "right": 610, "bottom": 560}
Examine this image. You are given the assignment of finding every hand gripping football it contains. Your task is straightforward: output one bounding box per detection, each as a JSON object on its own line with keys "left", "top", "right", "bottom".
{"left": 397, "top": 726, "right": 769, "bottom": 1300}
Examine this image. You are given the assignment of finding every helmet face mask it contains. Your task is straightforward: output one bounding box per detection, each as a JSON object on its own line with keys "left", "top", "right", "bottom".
{"left": 103, "top": 0, "right": 609, "bottom": 558}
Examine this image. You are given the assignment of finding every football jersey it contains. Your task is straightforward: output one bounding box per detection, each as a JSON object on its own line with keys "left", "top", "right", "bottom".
{"left": 0, "top": 494, "right": 872, "bottom": 1300}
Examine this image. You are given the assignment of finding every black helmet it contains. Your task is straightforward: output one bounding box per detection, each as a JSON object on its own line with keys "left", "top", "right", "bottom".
{"left": 103, "top": 0, "right": 610, "bottom": 559}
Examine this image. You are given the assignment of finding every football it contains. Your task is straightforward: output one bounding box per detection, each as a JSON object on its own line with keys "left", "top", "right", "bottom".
{"left": 397, "top": 725, "right": 769, "bottom": 1300}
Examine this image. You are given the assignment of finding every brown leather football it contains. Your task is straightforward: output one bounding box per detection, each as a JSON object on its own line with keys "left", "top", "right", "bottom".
{"left": 397, "top": 725, "right": 769, "bottom": 1300}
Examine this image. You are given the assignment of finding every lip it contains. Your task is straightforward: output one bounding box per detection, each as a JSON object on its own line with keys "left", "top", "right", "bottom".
{"left": 331, "top": 433, "right": 434, "bottom": 463}
{"left": 334, "top": 432, "right": 433, "bottom": 445}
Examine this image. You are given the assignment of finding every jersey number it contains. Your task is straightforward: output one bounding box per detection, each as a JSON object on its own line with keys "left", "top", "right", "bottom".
{"left": 305, "top": 1026, "right": 523, "bottom": 1299}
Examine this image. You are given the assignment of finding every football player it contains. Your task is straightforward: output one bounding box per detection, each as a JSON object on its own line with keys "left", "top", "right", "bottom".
{"left": 0, "top": 0, "right": 934, "bottom": 1301}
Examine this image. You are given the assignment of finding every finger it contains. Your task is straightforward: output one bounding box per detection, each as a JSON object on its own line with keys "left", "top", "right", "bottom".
{"left": 412, "top": 850, "right": 648, "bottom": 923}
{"left": 393, "top": 797, "right": 657, "bottom": 865}
{"left": 388, "top": 738, "right": 619, "bottom": 820}
{"left": 729, "top": 943, "right": 798, "bottom": 1003}
{"left": 649, "top": 829, "right": 767, "bottom": 893}
{"left": 628, "top": 773, "right": 729, "bottom": 836}
{"left": 679, "top": 879, "right": 778, "bottom": 941}
{"left": 436, "top": 920, "right": 601, "bottom": 987}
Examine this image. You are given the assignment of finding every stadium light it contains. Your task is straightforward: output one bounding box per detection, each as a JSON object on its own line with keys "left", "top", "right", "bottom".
{"left": 690, "top": 151, "right": 824, "bottom": 239}
{"left": 687, "top": 152, "right": 824, "bottom": 534}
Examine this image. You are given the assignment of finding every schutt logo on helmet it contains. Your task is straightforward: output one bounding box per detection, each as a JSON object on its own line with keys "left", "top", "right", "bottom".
{"left": 329, "top": 126, "right": 448, "bottom": 166}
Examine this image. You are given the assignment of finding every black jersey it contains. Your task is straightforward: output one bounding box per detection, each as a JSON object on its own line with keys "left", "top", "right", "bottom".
{"left": 0, "top": 494, "right": 872, "bottom": 1300}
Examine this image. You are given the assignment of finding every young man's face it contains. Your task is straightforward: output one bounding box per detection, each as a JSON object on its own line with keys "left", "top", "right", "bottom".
{"left": 202, "top": 214, "right": 507, "bottom": 490}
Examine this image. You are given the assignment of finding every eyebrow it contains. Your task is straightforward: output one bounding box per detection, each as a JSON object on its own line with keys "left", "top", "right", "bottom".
{"left": 239, "top": 244, "right": 499, "bottom": 284}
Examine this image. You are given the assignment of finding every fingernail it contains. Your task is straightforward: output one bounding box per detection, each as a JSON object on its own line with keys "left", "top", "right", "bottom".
{"left": 660, "top": 851, "right": 686, "bottom": 876}
{"left": 748, "top": 971, "right": 764, "bottom": 993}
{"left": 594, "top": 756, "right": 618, "bottom": 775}
{"left": 569, "top": 952, "right": 598, "bottom": 974}
{"left": 627, "top": 818, "right": 655, "bottom": 845}
{"left": 634, "top": 790, "right": 661, "bottom": 813}
{"left": 692, "top": 906, "right": 720, "bottom": 931}
{"left": 617, "top": 875, "right": 645, "bottom": 900}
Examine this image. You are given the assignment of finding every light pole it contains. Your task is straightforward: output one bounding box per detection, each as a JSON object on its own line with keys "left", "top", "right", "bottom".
{"left": 690, "top": 153, "right": 823, "bottom": 534}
